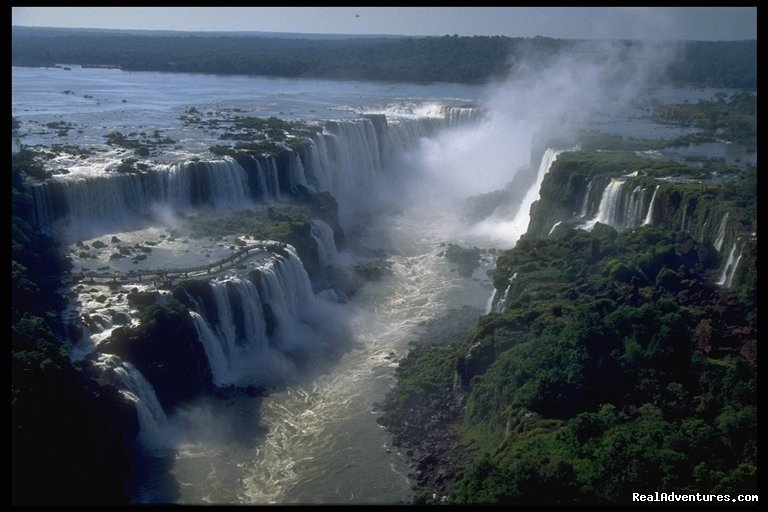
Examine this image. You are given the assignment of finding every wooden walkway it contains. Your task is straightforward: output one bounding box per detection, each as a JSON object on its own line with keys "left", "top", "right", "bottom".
{"left": 72, "top": 241, "right": 288, "bottom": 286}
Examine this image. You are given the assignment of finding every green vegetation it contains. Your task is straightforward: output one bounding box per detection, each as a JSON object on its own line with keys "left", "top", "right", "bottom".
{"left": 186, "top": 112, "right": 322, "bottom": 157}
{"left": 526, "top": 150, "right": 753, "bottom": 240}
{"left": 12, "top": 27, "right": 756, "bottom": 88}
{"left": 185, "top": 206, "right": 313, "bottom": 243}
{"left": 179, "top": 192, "right": 342, "bottom": 279}
{"left": 665, "top": 40, "right": 756, "bottom": 89}
{"left": 12, "top": 152, "right": 137, "bottom": 505}
{"left": 112, "top": 157, "right": 150, "bottom": 173}
{"left": 647, "top": 92, "right": 756, "bottom": 151}
{"left": 385, "top": 225, "right": 756, "bottom": 504}
{"left": 385, "top": 143, "right": 756, "bottom": 505}
{"left": 105, "top": 129, "right": 176, "bottom": 157}
{"left": 12, "top": 147, "right": 49, "bottom": 180}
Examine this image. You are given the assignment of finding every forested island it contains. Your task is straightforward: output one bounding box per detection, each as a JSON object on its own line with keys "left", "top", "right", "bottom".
{"left": 12, "top": 25, "right": 756, "bottom": 505}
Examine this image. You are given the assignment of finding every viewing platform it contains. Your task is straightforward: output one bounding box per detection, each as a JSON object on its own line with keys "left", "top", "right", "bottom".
{"left": 70, "top": 241, "right": 288, "bottom": 287}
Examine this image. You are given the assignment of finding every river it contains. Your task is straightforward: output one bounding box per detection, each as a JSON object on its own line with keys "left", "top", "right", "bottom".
{"left": 12, "top": 64, "right": 745, "bottom": 504}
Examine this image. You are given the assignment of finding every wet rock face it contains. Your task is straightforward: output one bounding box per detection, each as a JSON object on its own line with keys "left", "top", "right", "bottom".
{"left": 101, "top": 300, "right": 212, "bottom": 409}
{"left": 442, "top": 243, "right": 482, "bottom": 278}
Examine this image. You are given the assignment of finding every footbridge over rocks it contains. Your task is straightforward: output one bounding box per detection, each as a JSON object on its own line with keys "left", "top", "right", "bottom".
{"left": 71, "top": 241, "right": 290, "bottom": 287}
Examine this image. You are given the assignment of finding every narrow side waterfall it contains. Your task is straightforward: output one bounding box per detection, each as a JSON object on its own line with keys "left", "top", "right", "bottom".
{"left": 582, "top": 178, "right": 625, "bottom": 230}
{"left": 94, "top": 354, "right": 169, "bottom": 449}
{"left": 484, "top": 288, "right": 497, "bottom": 314}
{"left": 579, "top": 180, "right": 593, "bottom": 217}
{"left": 642, "top": 185, "right": 659, "bottom": 226}
{"left": 469, "top": 148, "right": 563, "bottom": 247}
{"left": 548, "top": 220, "right": 563, "bottom": 237}
{"left": 680, "top": 200, "right": 688, "bottom": 232}
{"left": 508, "top": 148, "right": 562, "bottom": 240}
{"left": 238, "top": 155, "right": 284, "bottom": 200}
{"left": 716, "top": 242, "right": 742, "bottom": 288}
{"left": 185, "top": 246, "right": 323, "bottom": 388}
{"left": 623, "top": 186, "right": 645, "bottom": 229}
{"left": 493, "top": 273, "right": 518, "bottom": 314}
{"left": 714, "top": 212, "right": 730, "bottom": 252}
{"left": 310, "top": 219, "right": 339, "bottom": 268}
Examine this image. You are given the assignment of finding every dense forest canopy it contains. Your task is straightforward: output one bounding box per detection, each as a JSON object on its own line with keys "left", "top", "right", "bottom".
{"left": 11, "top": 26, "right": 756, "bottom": 88}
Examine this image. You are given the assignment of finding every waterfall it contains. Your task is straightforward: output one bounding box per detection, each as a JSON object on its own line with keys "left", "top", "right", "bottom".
{"left": 643, "top": 185, "right": 660, "bottom": 226}
{"left": 284, "top": 150, "right": 309, "bottom": 192}
{"left": 310, "top": 219, "right": 339, "bottom": 267}
{"left": 26, "top": 112, "right": 453, "bottom": 240}
{"left": 596, "top": 179, "right": 625, "bottom": 228}
{"left": 625, "top": 185, "right": 647, "bottom": 229}
{"left": 323, "top": 120, "right": 382, "bottom": 183}
{"left": 582, "top": 178, "right": 624, "bottom": 231}
{"left": 508, "top": 148, "right": 562, "bottom": 238}
{"left": 496, "top": 284, "right": 512, "bottom": 314}
{"left": 714, "top": 213, "right": 730, "bottom": 252}
{"left": 484, "top": 288, "right": 497, "bottom": 314}
{"left": 494, "top": 273, "right": 518, "bottom": 314}
{"left": 28, "top": 157, "right": 254, "bottom": 237}
{"left": 579, "top": 180, "right": 593, "bottom": 217}
{"left": 186, "top": 246, "right": 320, "bottom": 387}
{"left": 680, "top": 200, "right": 688, "bottom": 232}
{"left": 716, "top": 242, "right": 742, "bottom": 288}
{"left": 239, "top": 155, "right": 283, "bottom": 200}
{"left": 94, "top": 354, "right": 169, "bottom": 449}
{"left": 384, "top": 117, "right": 439, "bottom": 154}
{"left": 442, "top": 106, "right": 484, "bottom": 128}
{"left": 548, "top": 221, "right": 563, "bottom": 237}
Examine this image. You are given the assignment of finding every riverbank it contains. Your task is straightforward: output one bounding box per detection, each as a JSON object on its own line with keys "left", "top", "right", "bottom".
{"left": 376, "top": 305, "right": 482, "bottom": 503}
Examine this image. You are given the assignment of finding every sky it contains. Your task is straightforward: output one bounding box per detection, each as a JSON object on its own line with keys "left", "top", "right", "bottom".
{"left": 11, "top": 6, "right": 757, "bottom": 41}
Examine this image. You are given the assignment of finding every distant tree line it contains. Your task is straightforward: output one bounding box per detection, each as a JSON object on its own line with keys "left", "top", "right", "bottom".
{"left": 11, "top": 27, "right": 756, "bottom": 88}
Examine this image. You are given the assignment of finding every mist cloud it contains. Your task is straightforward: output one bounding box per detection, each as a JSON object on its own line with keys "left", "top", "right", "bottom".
{"left": 385, "top": 40, "right": 677, "bottom": 247}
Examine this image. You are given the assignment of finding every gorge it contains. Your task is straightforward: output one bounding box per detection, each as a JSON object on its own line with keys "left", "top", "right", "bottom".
{"left": 12, "top": 39, "right": 756, "bottom": 505}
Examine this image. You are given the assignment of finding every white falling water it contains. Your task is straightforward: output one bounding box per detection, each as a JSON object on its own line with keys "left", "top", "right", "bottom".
{"left": 493, "top": 273, "right": 518, "bottom": 314}
{"left": 94, "top": 354, "right": 169, "bottom": 450}
{"left": 187, "top": 246, "right": 321, "bottom": 387}
{"left": 310, "top": 219, "right": 340, "bottom": 268}
{"left": 484, "top": 288, "right": 497, "bottom": 314}
{"left": 301, "top": 138, "right": 333, "bottom": 193}
{"left": 642, "top": 185, "right": 660, "bottom": 226}
{"left": 469, "top": 148, "right": 563, "bottom": 247}
{"left": 548, "top": 221, "right": 563, "bottom": 237}
{"left": 579, "top": 180, "right": 593, "bottom": 217}
{"left": 28, "top": 157, "right": 255, "bottom": 238}
{"left": 624, "top": 186, "right": 646, "bottom": 229}
{"left": 202, "top": 159, "right": 255, "bottom": 210}
{"left": 27, "top": 115, "right": 453, "bottom": 241}
{"left": 581, "top": 178, "right": 625, "bottom": 231}
{"left": 495, "top": 284, "right": 512, "bottom": 314}
{"left": 284, "top": 150, "right": 309, "bottom": 192}
{"left": 716, "top": 242, "right": 742, "bottom": 288}
{"left": 680, "top": 200, "right": 688, "bottom": 232}
{"left": 516, "top": 149, "right": 561, "bottom": 230}
{"left": 321, "top": 120, "right": 383, "bottom": 194}
{"left": 714, "top": 212, "right": 730, "bottom": 252}
{"left": 384, "top": 117, "right": 441, "bottom": 156}
{"left": 243, "top": 155, "right": 283, "bottom": 200}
